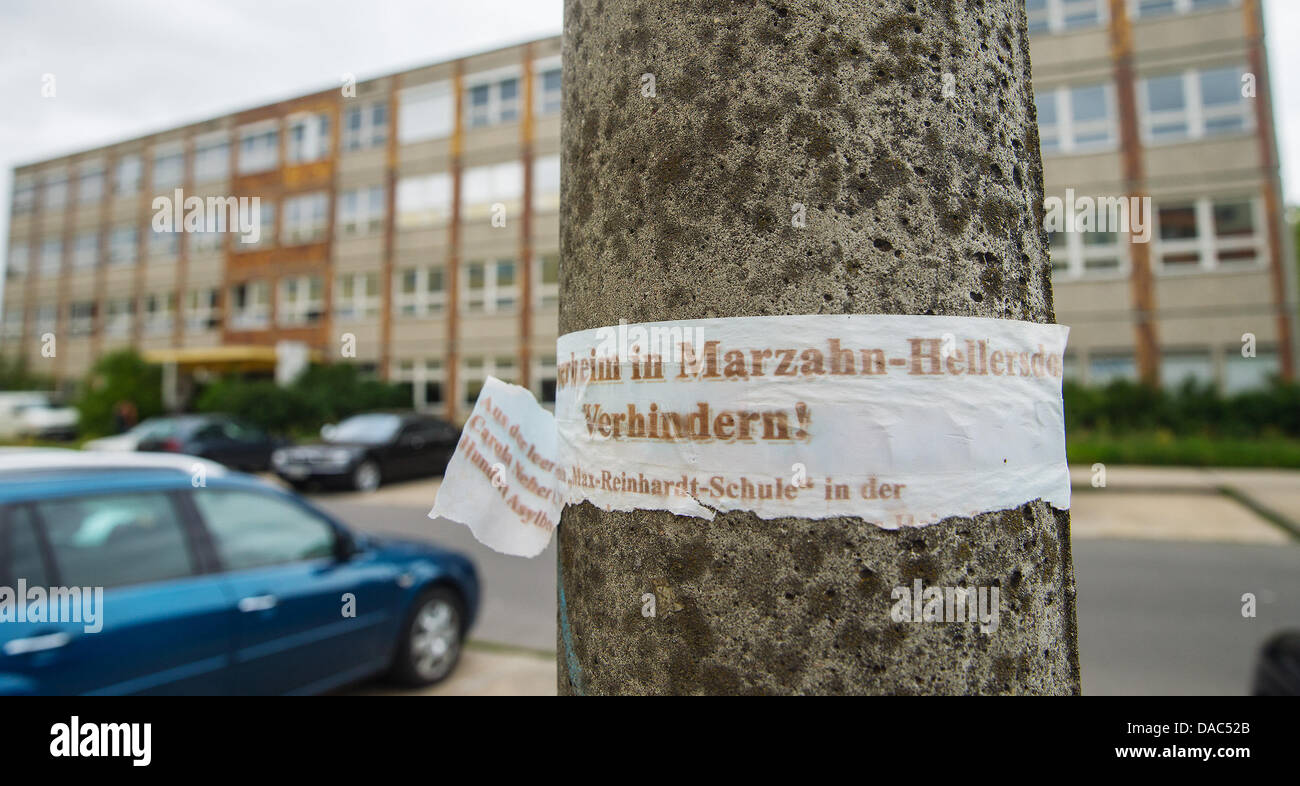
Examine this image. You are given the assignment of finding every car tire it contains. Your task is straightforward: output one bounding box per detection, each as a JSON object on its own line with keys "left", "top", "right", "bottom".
{"left": 389, "top": 586, "right": 465, "bottom": 687}
{"left": 352, "top": 460, "right": 381, "bottom": 492}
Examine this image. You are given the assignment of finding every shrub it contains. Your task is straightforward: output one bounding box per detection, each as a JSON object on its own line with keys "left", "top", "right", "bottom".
{"left": 74, "top": 350, "right": 164, "bottom": 437}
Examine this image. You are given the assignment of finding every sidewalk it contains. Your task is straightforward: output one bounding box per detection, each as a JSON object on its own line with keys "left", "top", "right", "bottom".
{"left": 351, "top": 643, "right": 556, "bottom": 696}
{"left": 1068, "top": 464, "right": 1300, "bottom": 544}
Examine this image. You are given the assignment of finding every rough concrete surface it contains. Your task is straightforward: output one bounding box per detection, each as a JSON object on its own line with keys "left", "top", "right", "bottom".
{"left": 559, "top": 0, "right": 1080, "bottom": 694}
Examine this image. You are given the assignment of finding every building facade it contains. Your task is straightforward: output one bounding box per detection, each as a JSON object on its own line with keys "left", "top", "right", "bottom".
{"left": 1031, "top": 0, "right": 1296, "bottom": 391}
{"left": 1, "top": 0, "right": 1295, "bottom": 422}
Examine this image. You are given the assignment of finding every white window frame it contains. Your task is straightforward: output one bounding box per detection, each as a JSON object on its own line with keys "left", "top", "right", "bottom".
{"left": 68, "top": 302, "right": 95, "bottom": 336}
{"left": 43, "top": 171, "right": 69, "bottom": 212}
{"left": 39, "top": 238, "right": 62, "bottom": 277}
{"left": 229, "top": 280, "right": 270, "bottom": 330}
{"left": 238, "top": 120, "right": 280, "bottom": 174}
{"left": 534, "top": 56, "right": 562, "bottom": 117}
{"left": 77, "top": 161, "right": 105, "bottom": 204}
{"left": 535, "top": 252, "right": 559, "bottom": 308}
{"left": 461, "top": 161, "right": 523, "bottom": 220}
{"left": 194, "top": 133, "right": 231, "bottom": 183}
{"left": 149, "top": 226, "right": 179, "bottom": 261}
{"left": 114, "top": 154, "right": 142, "bottom": 195}
{"left": 396, "top": 173, "right": 452, "bottom": 227}
{"left": 72, "top": 231, "right": 98, "bottom": 270}
{"left": 143, "top": 292, "right": 175, "bottom": 335}
{"left": 184, "top": 288, "right": 220, "bottom": 333}
{"left": 108, "top": 226, "right": 137, "bottom": 265}
{"left": 334, "top": 272, "right": 380, "bottom": 321}
{"left": 1028, "top": 0, "right": 1109, "bottom": 35}
{"left": 1155, "top": 195, "right": 1264, "bottom": 274}
{"left": 35, "top": 304, "right": 57, "bottom": 335}
{"left": 393, "top": 358, "right": 446, "bottom": 411}
{"left": 337, "top": 185, "right": 386, "bottom": 236}
{"left": 1130, "top": 0, "right": 1238, "bottom": 19}
{"left": 151, "top": 143, "right": 185, "bottom": 190}
{"left": 7, "top": 243, "right": 30, "bottom": 279}
{"left": 281, "top": 192, "right": 329, "bottom": 245}
{"left": 394, "top": 266, "right": 446, "bottom": 318}
{"left": 12, "top": 175, "right": 36, "bottom": 214}
{"left": 398, "top": 81, "right": 453, "bottom": 143}
{"left": 104, "top": 298, "right": 133, "bottom": 337}
{"left": 1048, "top": 226, "right": 1130, "bottom": 282}
{"left": 462, "top": 258, "right": 519, "bottom": 314}
{"left": 1140, "top": 66, "right": 1253, "bottom": 145}
{"left": 277, "top": 274, "right": 325, "bottom": 326}
{"left": 533, "top": 154, "right": 560, "bottom": 212}
{"left": 286, "top": 113, "right": 331, "bottom": 164}
{"left": 2, "top": 307, "right": 23, "bottom": 338}
{"left": 1036, "top": 82, "right": 1117, "bottom": 156}
{"left": 342, "top": 100, "right": 389, "bottom": 152}
{"left": 459, "top": 355, "right": 517, "bottom": 407}
{"left": 464, "top": 67, "right": 522, "bottom": 129}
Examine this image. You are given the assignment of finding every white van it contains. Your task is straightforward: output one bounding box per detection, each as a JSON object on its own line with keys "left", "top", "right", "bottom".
{"left": 0, "top": 391, "right": 79, "bottom": 440}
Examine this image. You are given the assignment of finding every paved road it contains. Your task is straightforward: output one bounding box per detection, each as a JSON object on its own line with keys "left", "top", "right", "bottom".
{"left": 311, "top": 485, "right": 1300, "bottom": 695}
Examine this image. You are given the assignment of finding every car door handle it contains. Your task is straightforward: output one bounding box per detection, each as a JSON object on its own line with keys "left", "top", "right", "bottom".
{"left": 237, "top": 595, "right": 277, "bottom": 613}
{"left": 4, "top": 631, "right": 71, "bottom": 656}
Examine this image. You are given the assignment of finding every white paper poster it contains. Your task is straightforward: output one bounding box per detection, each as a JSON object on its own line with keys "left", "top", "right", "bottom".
{"left": 433, "top": 315, "right": 1071, "bottom": 557}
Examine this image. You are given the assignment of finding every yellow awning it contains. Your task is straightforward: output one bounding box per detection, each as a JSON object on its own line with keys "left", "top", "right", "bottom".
{"left": 141, "top": 345, "right": 321, "bottom": 372}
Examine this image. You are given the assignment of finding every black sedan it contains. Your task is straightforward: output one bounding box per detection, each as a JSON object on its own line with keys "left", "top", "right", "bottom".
{"left": 136, "top": 414, "right": 286, "bottom": 471}
{"left": 272, "top": 412, "right": 459, "bottom": 492}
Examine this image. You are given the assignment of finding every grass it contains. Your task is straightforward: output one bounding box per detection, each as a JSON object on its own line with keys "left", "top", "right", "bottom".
{"left": 1067, "top": 431, "right": 1300, "bottom": 469}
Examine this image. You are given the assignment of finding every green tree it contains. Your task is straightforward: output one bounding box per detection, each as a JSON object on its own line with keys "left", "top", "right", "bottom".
{"left": 0, "top": 355, "right": 55, "bottom": 391}
{"left": 75, "top": 350, "right": 163, "bottom": 437}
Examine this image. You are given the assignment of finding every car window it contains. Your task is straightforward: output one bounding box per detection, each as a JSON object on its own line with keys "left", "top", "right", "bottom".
{"left": 193, "top": 424, "right": 225, "bottom": 441}
{"left": 2, "top": 506, "right": 50, "bottom": 586}
{"left": 192, "top": 489, "right": 335, "bottom": 571}
{"left": 36, "top": 492, "right": 196, "bottom": 588}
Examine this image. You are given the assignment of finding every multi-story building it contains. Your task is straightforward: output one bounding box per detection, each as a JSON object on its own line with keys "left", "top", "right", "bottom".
{"left": 1, "top": 0, "right": 1294, "bottom": 422}
{"left": 1030, "top": 0, "right": 1296, "bottom": 390}
{"left": 2, "top": 37, "right": 563, "bottom": 421}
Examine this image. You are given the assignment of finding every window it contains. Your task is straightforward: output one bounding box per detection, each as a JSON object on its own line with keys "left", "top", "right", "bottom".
{"left": 337, "top": 185, "right": 386, "bottom": 235}
{"left": 108, "top": 226, "right": 137, "bottom": 265}
{"left": 149, "top": 227, "right": 179, "bottom": 261}
{"left": 393, "top": 358, "right": 445, "bottom": 410}
{"left": 152, "top": 147, "right": 184, "bottom": 190}
{"left": 2, "top": 307, "right": 22, "bottom": 338}
{"left": 395, "top": 266, "right": 445, "bottom": 317}
{"left": 537, "top": 354, "right": 557, "bottom": 404}
{"left": 1035, "top": 83, "right": 1115, "bottom": 154}
{"left": 1224, "top": 349, "right": 1278, "bottom": 394}
{"left": 7, "top": 243, "right": 30, "bottom": 279}
{"left": 1161, "top": 350, "right": 1213, "bottom": 390}
{"left": 536, "top": 64, "right": 562, "bottom": 116}
{"left": 1028, "top": 0, "right": 1105, "bottom": 34}
{"left": 278, "top": 274, "right": 324, "bottom": 326}
{"left": 1048, "top": 225, "right": 1127, "bottom": 280}
{"left": 36, "top": 492, "right": 195, "bottom": 588}
{"left": 72, "top": 232, "right": 98, "bottom": 270}
{"left": 229, "top": 281, "right": 270, "bottom": 329}
{"left": 12, "top": 175, "right": 36, "bottom": 214}
{"left": 78, "top": 162, "right": 105, "bottom": 204}
{"left": 342, "top": 101, "right": 388, "bottom": 151}
{"left": 281, "top": 192, "right": 329, "bottom": 244}
{"left": 1088, "top": 353, "right": 1137, "bottom": 385}
{"left": 1135, "top": 0, "right": 1235, "bottom": 18}
{"left": 114, "top": 155, "right": 142, "bottom": 195}
{"left": 396, "top": 173, "right": 452, "bottom": 227}
{"left": 43, "top": 172, "right": 69, "bottom": 211}
{"left": 461, "top": 161, "right": 523, "bottom": 219}
{"left": 238, "top": 123, "right": 279, "bottom": 173}
{"left": 194, "top": 136, "right": 230, "bottom": 182}
{"left": 39, "top": 238, "right": 62, "bottom": 277}
{"left": 335, "top": 272, "right": 379, "bottom": 320}
{"left": 236, "top": 201, "right": 275, "bottom": 250}
{"left": 35, "top": 304, "right": 57, "bottom": 334}
{"left": 104, "top": 298, "right": 134, "bottom": 337}
{"left": 537, "top": 253, "right": 559, "bottom": 308}
{"left": 1141, "top": 66, "right": 1251, "bottom": 143}
{"left": 68, "top": 302, "right": 95, "bottom": 336}
{"left": 460, "top": 355, "right": 516, "bottom": 405}
{"left": 465, "top": 72, "right": 521, "bottom": 128}
{"left": 463, "top": 258, "right": 518, "bottom": 313}
{"left": 2, "top": 507, "right": 49, "bottom": 587}
{"left": 534, "top": 154, "right": 560, "bottom": 212}
{"left": 193, "top": 489, "right": 335, "bottom": 571}
{"left": 184, "top": 288, "right": 220, "bottom": 332}
{"left": 191, "top": 226, "right": 224, "bottom": 254}
{"left": 1155, "top": 196, "right": 1261, "bottom": 272}
{"left": 286, "top": 113, "right": 331, "bottom": 163}
{"left": 143, "top": 292, "right": 175, "bottom": 335}
{"left": 398, "top": 81, "right": 453, "bottom": 142}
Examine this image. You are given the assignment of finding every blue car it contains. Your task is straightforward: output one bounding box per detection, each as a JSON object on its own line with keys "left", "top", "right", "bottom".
{"left": 0, "top": 451, "right": 478, "bottom": 695}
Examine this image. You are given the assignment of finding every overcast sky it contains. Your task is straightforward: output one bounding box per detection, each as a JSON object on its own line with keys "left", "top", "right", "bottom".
{"left": 0, "top": 0, "right": 1297, "bottom": 286}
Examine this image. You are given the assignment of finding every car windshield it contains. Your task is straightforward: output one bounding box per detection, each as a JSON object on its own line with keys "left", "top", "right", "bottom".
{"left": 327, "top": 414, "right": 403, "bottom": 444}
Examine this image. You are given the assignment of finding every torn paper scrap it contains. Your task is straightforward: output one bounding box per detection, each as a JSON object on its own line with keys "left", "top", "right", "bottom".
{"left": 429, "top": 376, "right": 564, "bottom": 558}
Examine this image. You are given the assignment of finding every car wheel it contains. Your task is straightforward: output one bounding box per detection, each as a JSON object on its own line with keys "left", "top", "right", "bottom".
{"left": 352, "top": 460, "right": 381, "bottom": 492}
{"left": 390, "top": 587, "right": 464, "bottom": 686}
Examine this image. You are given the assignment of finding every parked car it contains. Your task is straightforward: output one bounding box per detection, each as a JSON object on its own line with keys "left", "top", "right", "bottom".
{"left": 134, "top": 414, "right": 286, "bottom": 472}
{"left": 273, "top": 412, "right": 459, "bottom": 492}
{"left": 0, "top": 391, "right": 78, "bottom": 441}
{"left": 0, "top": 450, "right": 479, "bottom": 695}
{"left": 82, "top": 417, "right": 177, "bottom": 452}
